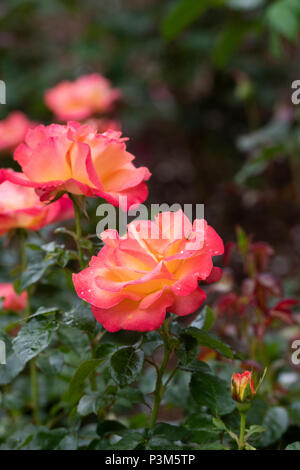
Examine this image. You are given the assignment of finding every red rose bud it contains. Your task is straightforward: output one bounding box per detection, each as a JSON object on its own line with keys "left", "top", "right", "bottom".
{"left": 231, "top": 371, "right": 255, "bottom": 403}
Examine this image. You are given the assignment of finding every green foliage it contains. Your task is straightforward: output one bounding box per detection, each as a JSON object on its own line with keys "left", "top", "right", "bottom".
{"left": 190, "top": 367, "right": 236, "bottom": 415}
{"left": 257, "top": 407, "right": 289, "bottom": 447}
{"left": 162, "top": 0, "right": 229, "bottom": 39}
{"left": 13, "top": 318, "right": 59, "bottom": 365}
{"left": 67, "top": 359, "right": 103, "bottom": 406}
{"left": 186, "top": 328, "right": 234, "bottom": 359}
{"left": 0, "top": 331, "right": 24, "bottom": 385}
{"left": 286, "top": 442, "right": 300, "bottom": 450}
{"left": 110, "top": 347, "right": 144, "bottom": 387}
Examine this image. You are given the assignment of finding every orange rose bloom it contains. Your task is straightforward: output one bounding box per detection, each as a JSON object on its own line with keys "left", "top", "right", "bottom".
{"left": 73, "top": 210, "right": 223, "bottom": 332}
{"left": 0, "top": 112, "right": 35, "bottom": 152}
{"left": 0, "top": 177, "right": 74, "bottom": 235}
{"left": 3, "top": 121, "right": 150, "bottom": 209}
{"left": 44, "top": 73, "right": 120, "bottom": 121}
{"left": 0, "top": 283, "right": 27, "bottom": 312}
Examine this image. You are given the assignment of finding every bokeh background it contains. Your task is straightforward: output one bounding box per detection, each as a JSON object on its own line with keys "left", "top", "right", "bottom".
{"left": 1, "top": 0, "right": 300, "bottom": 290}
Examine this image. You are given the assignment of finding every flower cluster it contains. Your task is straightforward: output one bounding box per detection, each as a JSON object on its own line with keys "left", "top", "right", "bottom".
{"left": 0, "top": 73, "right": 223, "bottom": 333}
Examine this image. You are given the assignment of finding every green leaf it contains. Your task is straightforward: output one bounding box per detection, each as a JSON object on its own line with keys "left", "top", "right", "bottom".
{"left": 258, "top": 406, "right": 289, "bottom": 447}
{"left": 110, "top": 347, "right": 144, "bottom": 387}
{"left": 266, "top": 0, "right": 300, "bottom": 40}
{"left": 111, "top": 430, "right": 144, "bottom": 450}
{"left": 24, "top": 306, "right": 60, "bottom": 322}
{"left": 162, "top": 0, "right": 228, "bottom": 39}
{"left": 286, "top": 442, "right": 300, "bottom": 450}
{"left": 177, "top": 333, "right": 199, "bottom": 365}
{"left": 288, "top": 402, "right": 300, "bottom": 427}
{"left": 66, "top": 359, "right": 103, "bottom": 406}
{"left": 62, "top": 302, "right": 96, "bottom": 334}
{"left": 13, "top": 318, "right": 58, "bottom": 365}
{"left": 96, "top": 420, "right": 127, "bottom": 436}
{"left": 179, "top": 359, "right": 211, "bottom": 374}
{"left": 186, "top": 328, "right": 234, "bottom": 358}
{"left": 29, "top": 428, "right": 71, "bottom": 450}
{"left": 245, "top": 425, "right": 266, "bottom": 440}
{"left": 214, "top": 23, "right": 248, "bottom": 68}
{"left": 0, "top": 330, "right": 25, "bottom": 385}
{"left": 58, "top": 325, "right": 90, "bottom": 357}
{"left": 95, "top": 342, "right": 117, "bottom": 359}
{"left": 146, "top": 436, "right": 182, "bottom": 450}
{"left": 213, "top": 417, "right": 239, "bottom": 444}
{"left": 19, "top": 255, "right": 57, "bottom": 291}
{"left": 197, "top": 442, "right": 228, "bottom": 450}
{"left": 190, "top": 370, "right": 235, "bottom": 415}
{"left": 116, "top": 387, "right": 147, "bottom": 408}
{"left": 189, "top": 306, "right": 215, "bottom": 331}
{"left": 229, "top": 0, "right": 265, "bottom": 10}
{"left": 142, "top": 331, "right": 163, "bottom": 356}
{"left": 0, "top": 424, "right": 35, "bottom": 450}
{"left": 235, "top": 146, "right": 281, "bottom": 185}
{"left": 37, "top": 350, "right": 64, "bottom": 376}
{"left": 151, "top": 423, "right": 191, "bottom": 443}
{"left": 77, "top": 393, "right": 101, "bottom": 416}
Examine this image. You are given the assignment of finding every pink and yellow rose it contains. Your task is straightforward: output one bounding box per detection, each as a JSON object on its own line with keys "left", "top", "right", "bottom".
{"left": 0, "top": 283, "right": 27, "bottom": 312}
{"left": 3, "top": 121, "right": 150, "bottom": 209}
{"left": 73, "top": 210, "right": 223, "bottom": 332}
{"left": 0, "top": 112, "right": 35, "bottom": 152}
{"left": 44, "top": 73, "right": 120, "bottom": 121}
{"left": 0, "top": 177, "right": 74, "bottom": 235}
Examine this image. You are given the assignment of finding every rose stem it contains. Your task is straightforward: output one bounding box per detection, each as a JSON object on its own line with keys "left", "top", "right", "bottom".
{"left": 149, "top": 319, "right": 173, "bottom": 429}
{"left": 69, "top": 194, "right": 85, "bottom": 269}
{"left": 238, "top": 411, "right": 246, "bottom": 450}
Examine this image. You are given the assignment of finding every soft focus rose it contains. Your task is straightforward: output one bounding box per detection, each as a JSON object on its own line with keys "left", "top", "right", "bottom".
{"left": 0, "top": 112, "right": 35, "bottom": 152}
{"left": 0, "top": 177, "right": 74, "bottom": 235}
{"left": 0, "top": 283, "right": 27, "bottom": 312}
{"left": 73, "top": 210, "right": 223, "bottom": 332}
{"left": 44, "top": 74, "right": 121, "bottom": 121}
{"left": 231, "top": 371, "right": 255, "bottom": 403}
{"left": 84, "top": 118, "right": 121, "bottom": 133}
{"left": 4, "top": 121, "right": 150, "bottom": 209}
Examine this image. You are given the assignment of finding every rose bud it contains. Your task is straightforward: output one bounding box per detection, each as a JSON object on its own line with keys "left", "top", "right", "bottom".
{"left": 231, "top": 370, "right": 256, "bottom": 403}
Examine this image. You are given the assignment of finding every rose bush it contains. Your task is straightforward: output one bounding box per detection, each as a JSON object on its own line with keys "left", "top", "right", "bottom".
{"left": 0, "top": 58, "right": 298, "bottom": 451}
